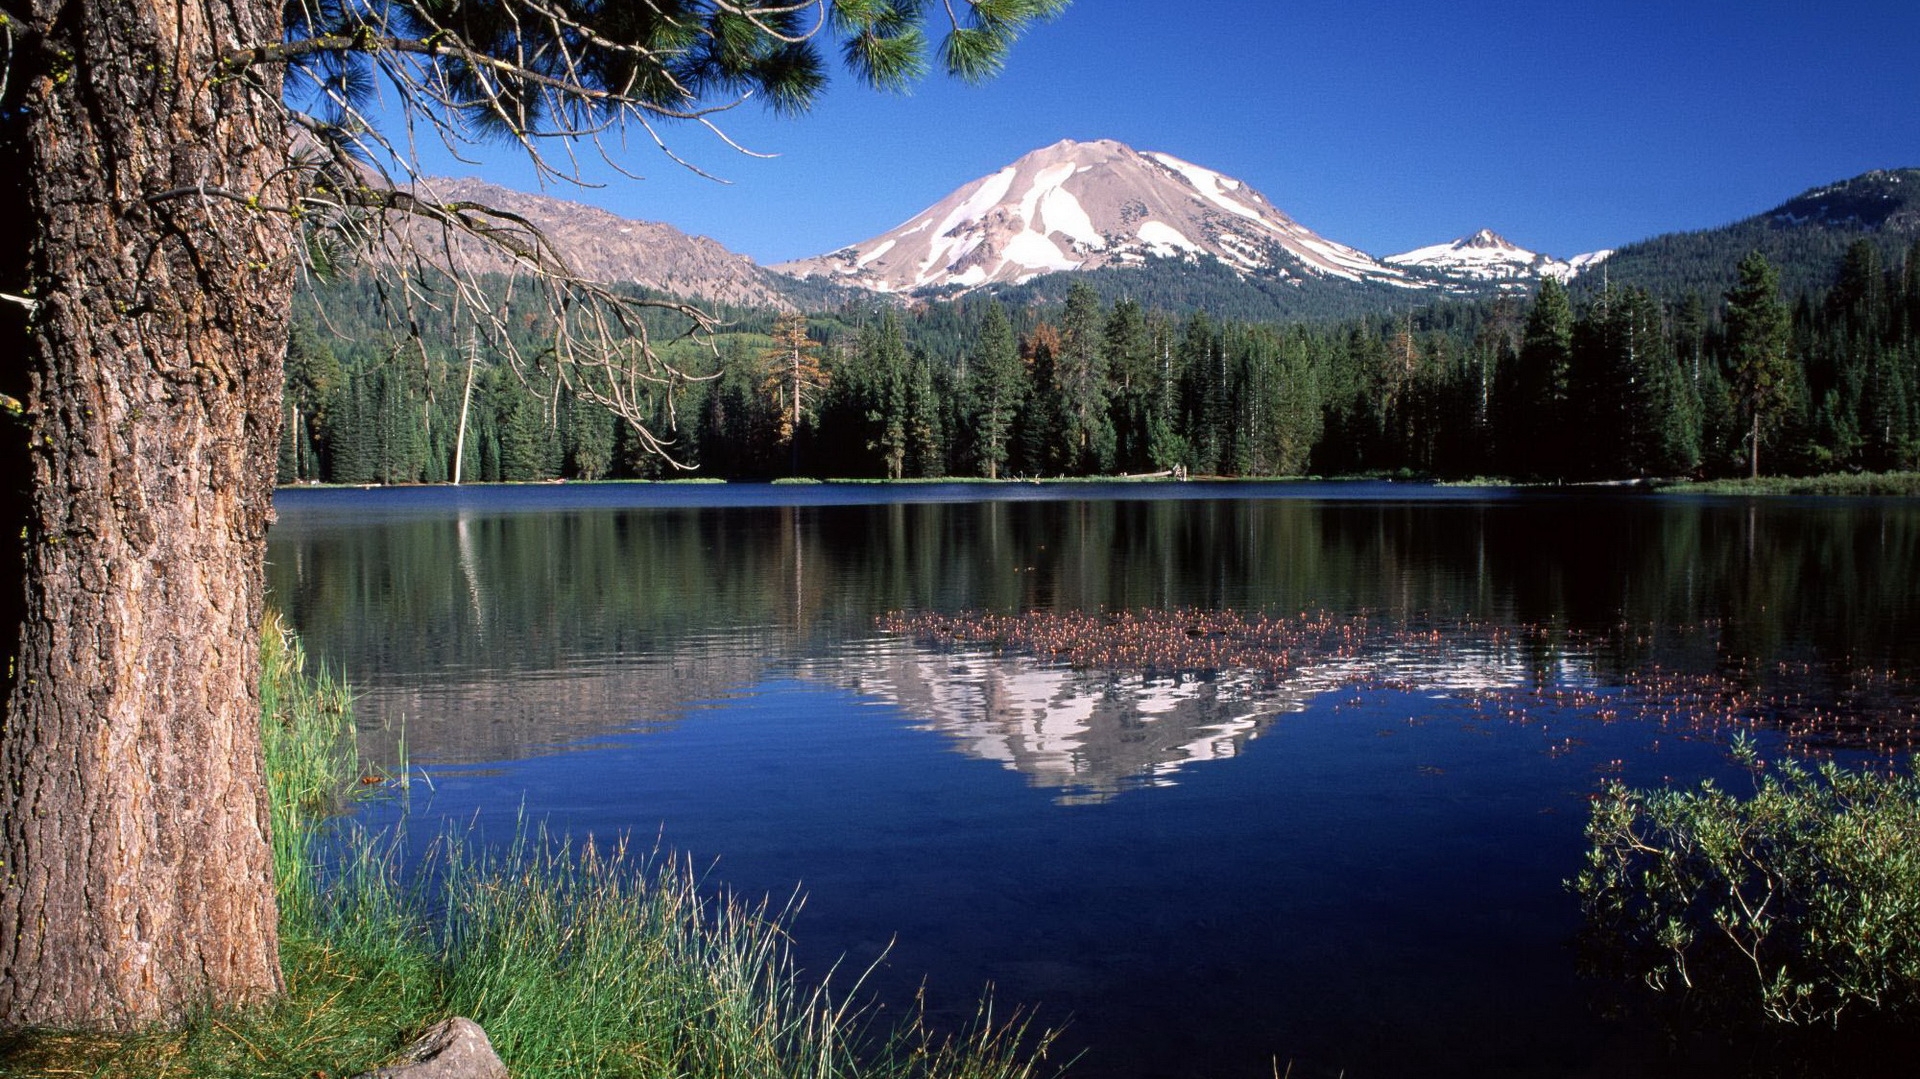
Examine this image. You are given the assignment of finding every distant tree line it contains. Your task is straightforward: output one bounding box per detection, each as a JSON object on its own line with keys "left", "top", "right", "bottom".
{"left": 284, "top": 239, "right": 1920, "bottom": 484}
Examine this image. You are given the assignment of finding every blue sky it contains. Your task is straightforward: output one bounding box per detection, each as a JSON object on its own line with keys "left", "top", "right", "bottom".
{"left": 412, "top": 0, "right": 1920, "bottom": 266}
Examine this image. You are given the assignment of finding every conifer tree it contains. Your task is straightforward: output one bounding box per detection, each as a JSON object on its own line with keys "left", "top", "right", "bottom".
{"left": 282, "top": 327, "right": 343, "bottom": 482}
{"left": 1673, "top": 293, "right": 1709, "bottom": 385}
{"left": 1270, "top": 326, "right": 1325, "bottom": 476}
{"left": 970, "top": 301, "right": 1024, "bottom": 479}
{"left": 702, "top": 338, "right": 781, "bottom": 477}
{"left": 1057, "top": 281, "right": 1115, "bottom": 473}
{"left": 1143, "top": 311, "right": 1188, "bottom": 472}
{"left": 863, "top": 310, "right": 913, "bottom": 479}
{"left": 907, "top": 352, "right": 943, "bottom": 476}
{"left": 1615, "top": 286, "right": 1695, "bottom": 475}
{"left": 567, "top": 391, "right": 618, "bottom": 480}
{"left": 1511, "top": 276, "right": 1575, "bottom": 478}
{"left": 1567, "top": 286, "right": 1623, "bottom": 476}
{"left": 1906, "top": 240, "right": 1920, "bottom": 334}
{"left": 1332, "top": 322, "right": 1394, "bottom": 473}
{"left": 328, "top": 375, "right": 373, "bottom": 484}
{"left": 1103, "top": 298, "right": 1154, "bottom": 470}
{"left": 1017, "top": 324, "right": 1068, "bottom": 475}
{"left": 1228, "top": 324, "right": 1285, "bottom": 475}
{"left": 1809, "top": 241, "right": 1886, "bottom": 469}
{"left": 1724, "top": 251, "right": 1795, "bottom": 478}
{"left": 1866, "top": 359, "right": 1914, "bottom": 469}
{"left": 1177, "top": 311, "right": 1226, "bottom": 473}
{"left": 497, "top": 383, "right": 554, "bottom": 482}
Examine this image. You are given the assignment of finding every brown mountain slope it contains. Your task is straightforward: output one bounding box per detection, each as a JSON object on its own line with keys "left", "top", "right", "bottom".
{"left": 394, "top": 177, "right": 800, "bottom": 309}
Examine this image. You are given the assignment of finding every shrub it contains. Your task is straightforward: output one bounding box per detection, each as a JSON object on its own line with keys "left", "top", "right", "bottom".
{"left": 1573, "top": 737, "right": 1920, "bottom": 1026}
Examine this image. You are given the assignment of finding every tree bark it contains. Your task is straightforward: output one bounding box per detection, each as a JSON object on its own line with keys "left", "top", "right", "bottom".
{"left": 1, "top": 0, "right": 293, "bottom": 1030}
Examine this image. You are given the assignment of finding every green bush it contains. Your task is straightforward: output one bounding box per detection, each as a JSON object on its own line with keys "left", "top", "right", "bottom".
{"left": 1573, "top": 737, "right": 1920, "bottom": 1026}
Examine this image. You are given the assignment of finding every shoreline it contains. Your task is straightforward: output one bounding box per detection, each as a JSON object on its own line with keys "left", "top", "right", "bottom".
{"left": 273, "top": 470, "right": 1920, "bottom": 497}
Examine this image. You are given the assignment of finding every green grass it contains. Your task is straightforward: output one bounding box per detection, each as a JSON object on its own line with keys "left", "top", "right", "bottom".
{"left": 2, "top": 616, "right": 1060, "bottom": 1079}
{"left": 258, "top": 609, "right": 360, "bottom": 930}
{"left": 1652, "top": 471, "right": 1920, "bottom": 496}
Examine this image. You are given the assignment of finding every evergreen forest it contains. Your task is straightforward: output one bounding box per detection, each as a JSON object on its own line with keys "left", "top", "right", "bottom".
{"left": 282, "top": 239, "right": 1920, "bottom": 485}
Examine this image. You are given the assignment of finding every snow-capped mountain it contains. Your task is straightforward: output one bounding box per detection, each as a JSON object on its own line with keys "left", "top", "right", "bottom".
{"left": 1385, "top": 228, "right": 1611, "bottom": 286}
{"left": 776, "top": 138, "right": 1418, "bottom": 293}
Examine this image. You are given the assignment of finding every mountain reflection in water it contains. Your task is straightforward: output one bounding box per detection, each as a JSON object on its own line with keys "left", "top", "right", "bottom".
{"left": 267, "top": 484, "right": 1920, "bottom": 1079}
{"left": 869, "top": 607, "right": 1920, "bottom": 802}
{"left": 823, "top": 644, "right": 1285, "bottom": 805}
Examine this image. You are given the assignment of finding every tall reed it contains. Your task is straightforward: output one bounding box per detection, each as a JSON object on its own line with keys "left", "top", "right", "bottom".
{"left": 258, "top": 607, "right": 359, "bottom": 931}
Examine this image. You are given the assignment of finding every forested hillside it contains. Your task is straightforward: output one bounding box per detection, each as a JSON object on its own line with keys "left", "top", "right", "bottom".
{"left": 981, "top": 255, "right": 1455, "bottom": 324}
{"left": 1586, "top": 169, "right": 1920, "bottom": 301}
{"left": 285, "top": 238, "right": 1920, "bottom": 485}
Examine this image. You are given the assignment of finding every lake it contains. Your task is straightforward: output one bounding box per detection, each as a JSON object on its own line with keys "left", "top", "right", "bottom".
{"left": 267, "top": 482, "right": 1920, "bottom": 1078}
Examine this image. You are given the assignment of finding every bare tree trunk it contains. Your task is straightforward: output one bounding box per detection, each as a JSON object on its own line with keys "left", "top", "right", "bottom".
{"left": 455, "top": 336, "right": 479, "bottom": 485}
{"left": 1, "top": 0, "right": 292, "bottom": 1030}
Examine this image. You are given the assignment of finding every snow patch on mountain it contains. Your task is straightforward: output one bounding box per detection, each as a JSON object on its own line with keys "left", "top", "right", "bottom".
{"left": 1549, "top": 249, "right": 1615, "bottom": 281}
{"left": 1002, "top": 230, "right": 1080, "bottom": 276}
{"left": 1147, "top": 152, "right": 1263, "bottom": 224}
{"left": 1040, "top": 184, "right": 1103, "bottom": 249}
{"left": 947, "top": 168, "right": 1018, "bottom": 232}
{"left": 1138, "top": 220, "right": 1200, "bottom": 256}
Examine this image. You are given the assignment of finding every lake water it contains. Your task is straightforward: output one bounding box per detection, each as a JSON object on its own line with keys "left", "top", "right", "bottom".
{"left": 267, "top": 482, "right": 1920, "bottom": 1078}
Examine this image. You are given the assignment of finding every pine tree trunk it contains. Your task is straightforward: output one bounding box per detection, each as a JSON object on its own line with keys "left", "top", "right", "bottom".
{"left": 1, "top": 0, "right": 292, "bottom": 1030}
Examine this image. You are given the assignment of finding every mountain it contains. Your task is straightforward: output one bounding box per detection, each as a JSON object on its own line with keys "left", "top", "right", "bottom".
{"left": 1385, "top": 229, "right": 1611, "bottom": 287}
{"left": 1588, "top": 168, "right": 1920, "bottom": 300}
{"left": 1770, "top": 169, "right": 1920, "bottom": 232}
{"left": 385, "top": 177, "right": 834, "bottom": 310}
{"left": 369, "top": 157, "right": 1916, "bottom": 322}
{"left": 775, "top": 138, "right": 1420, "bottom": 294}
